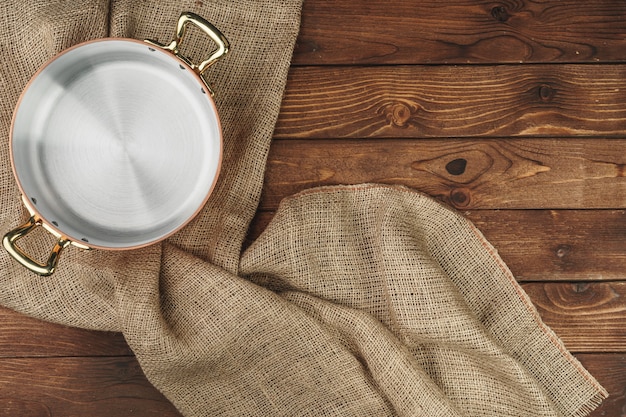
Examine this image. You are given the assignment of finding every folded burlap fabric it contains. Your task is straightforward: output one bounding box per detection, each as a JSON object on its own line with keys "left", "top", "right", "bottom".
{"left": 241, "top": 184, "right": 608, "bottom": 416}
{"left": 0, "top": 1, "right": 607, "bottom": 416}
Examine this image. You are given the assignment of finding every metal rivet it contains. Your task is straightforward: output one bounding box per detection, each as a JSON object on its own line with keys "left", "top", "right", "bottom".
{"left": 148, "top": 47, "right": 155, "bottom": 52}
{"left": 179, "top": 64, "right": 185, "bottom": 70}
{"left": 81, "top": 237, "right": 89, "bottom": 243}
{"left": 201, "top": 88, "right": 206, "bottom": 94}
{"left": 52, "top": 220, "right": 59, "bottom": 226}
{"left": 31, "top": 197, "right": 37, "bottom": 205}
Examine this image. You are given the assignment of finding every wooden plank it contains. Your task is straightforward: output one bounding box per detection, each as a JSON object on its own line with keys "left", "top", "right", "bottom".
{"left": 0, "top": 306, "right": 131, "bottom": 358}
{"left": 0, "top": 355, "right": 619, "bottom": 417}
{"left": 2, "top": 279, "right": 624, "bottom": 354}
{"left": 0, "top": 357, "right": 181, "bottom": 417}
{"left": 295, "top": 0, "right": 626, "bottom": 65}
{"left": 576, "top": 354, "right": 626, "bottom": 416}
{"left": 275, "top": 65, "right": 626, "bottom": 139}
{"left": 468, "top": 210, "right": 626, "bottom": 282}
{"left": 259, "top": 138, "right": 626, "bottom": 210}
{"left": 247, "top": 209, "right": 626, "bottom": 282}
{"left": 523, "top": 282, "right": 626, "bottom": 353}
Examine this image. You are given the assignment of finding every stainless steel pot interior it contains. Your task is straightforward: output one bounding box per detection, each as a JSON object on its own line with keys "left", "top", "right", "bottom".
{"left": 11, "top": 39, "right": 222, "bottom": 249}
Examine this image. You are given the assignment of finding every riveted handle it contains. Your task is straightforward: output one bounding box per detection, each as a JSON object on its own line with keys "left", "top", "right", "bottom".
{"left": 146, "top": 11, "right": 230, "bottom": 77}
{"left": 3, "top": 216, "right": 70, "bottom": 276}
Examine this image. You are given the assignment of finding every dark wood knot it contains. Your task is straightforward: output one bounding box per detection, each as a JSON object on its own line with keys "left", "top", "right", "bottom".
{"left": 378, "top": 101, "right": 420, "bottom": 128}
{"left": 450, "top": 188, "right": 471, "bottom": 208}
{"left": 445, "top": 158, "right": 467, "bottom": 176}
{"left": 538, "top": 84, "right": 555, "bottom": 102}
{"left": 491, "top": 6, "right": 510, "bottom": 22}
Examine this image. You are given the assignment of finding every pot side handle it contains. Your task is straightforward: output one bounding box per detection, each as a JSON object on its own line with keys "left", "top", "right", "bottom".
{"left": 145, "top": 11, "right": 230, "bottom": 93}
{"left": 3, "top": 216, "right": 71, "bottom": 277}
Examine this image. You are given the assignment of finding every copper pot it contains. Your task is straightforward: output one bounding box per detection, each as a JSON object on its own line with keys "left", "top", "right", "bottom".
{"left": 3, "top": 12, "right": 230, "bottom": 275}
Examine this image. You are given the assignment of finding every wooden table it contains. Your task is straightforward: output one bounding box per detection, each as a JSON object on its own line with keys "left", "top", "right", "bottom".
{"left": 2, "top": 1, "right": 625, "bottom": 415}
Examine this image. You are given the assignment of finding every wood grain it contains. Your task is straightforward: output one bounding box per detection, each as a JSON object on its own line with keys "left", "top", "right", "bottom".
{"left": 275, "top": 65, "right": 626, "bottom": 139}
{"left": 0, "top": 354, "right": 619, "bottom": 417}
{"left": 468, "top": 210, "right": 626, "bottom": 282}
{"left": 0, "top": 283, "right": 623, "bottom": 355}
{"left": 0, "top": 306, "right": 130, "bottom": 358}
{"left": 522, "top": 282, "right": 626, "bottom": 353}
{"left": 295, "top": 0, "right": 626, "bottom": 65}
{"left": 247, "top": 209, "right": 626, "bottom": 282}
{"left": 576, "top": 353, "right": 626, "bottom": 417}
{"left": 260, "top": 138, "right": 626, "bottom": 210}
{"left": 0, "top": 357, "right": 181, "bottom": 417}
{"left": 3, "top": 1, "right": 624, "bottom": 415}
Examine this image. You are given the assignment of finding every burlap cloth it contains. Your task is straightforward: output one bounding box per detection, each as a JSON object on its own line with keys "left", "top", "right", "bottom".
{"left": 0, "top": 1, "right": 608, "bottom": 416}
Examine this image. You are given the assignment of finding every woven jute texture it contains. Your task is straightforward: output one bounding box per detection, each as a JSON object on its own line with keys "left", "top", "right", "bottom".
{"left": 0, "top": 1, "right": 608, "bottom": 417}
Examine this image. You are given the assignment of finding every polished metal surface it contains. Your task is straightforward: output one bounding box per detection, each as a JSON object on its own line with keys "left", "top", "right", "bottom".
{"left": 11, "top": 39, "right": 222, "bottom": 249}
{"left": 145, "top": 11, "right": 230, "bottom": 90}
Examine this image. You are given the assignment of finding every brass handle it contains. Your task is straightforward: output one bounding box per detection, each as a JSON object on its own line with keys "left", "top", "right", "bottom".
{"left": 146, "top": 12, "right": 230, "bottom": 83}
{"left": 3, "top": 216, "right": 71, "bottom": 276}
